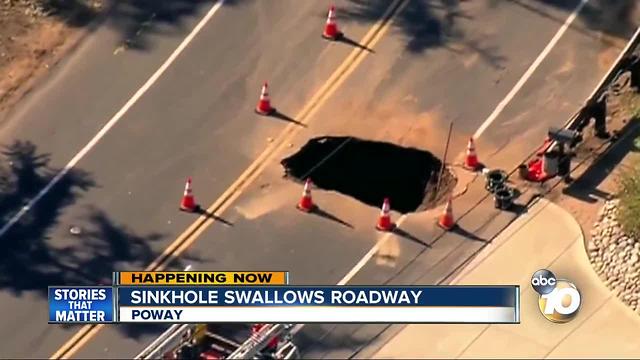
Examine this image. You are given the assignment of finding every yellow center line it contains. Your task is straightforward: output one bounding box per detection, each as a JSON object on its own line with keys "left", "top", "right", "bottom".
{"left": 50, "top": 0, "right": 409, "bottom": 358}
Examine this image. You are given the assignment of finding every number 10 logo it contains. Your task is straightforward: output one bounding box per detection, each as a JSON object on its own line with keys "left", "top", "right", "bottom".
{"left": 531, "top": 269, "right": 581, "bottom": 323}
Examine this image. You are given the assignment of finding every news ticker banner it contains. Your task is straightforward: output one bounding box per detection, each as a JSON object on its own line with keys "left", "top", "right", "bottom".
{"left": 49, "top": 272, "right": 519, "bottom": 324}
{"left": 116, "top": 271, "right": 289, "bottom": 286}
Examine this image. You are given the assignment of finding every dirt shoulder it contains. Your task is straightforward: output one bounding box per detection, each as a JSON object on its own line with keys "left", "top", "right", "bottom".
{"left": 0, "top": 0, "right": 103, "bottom": 120}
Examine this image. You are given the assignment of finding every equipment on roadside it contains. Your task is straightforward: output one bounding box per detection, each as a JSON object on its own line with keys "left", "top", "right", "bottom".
{"left": 548, "top": 127, "right": 582, "bottom": 149}
{"left": 524, "top": 157, "right": 551, "bottom": 183}
{"left": 545, "top": 127, "right": 580, "bottom": 178}
{"left": 252, "top": 324, "right": 279, "bottom": 352}
{"left": 493, "top": 186, "right": 515, "bottom": 210}
{"left": 484, "top": 169, "right": 508, "bottom": 193}
{"left": 227, "top": 324, "right": 298, "bottom": 359}
{"left": 524, "top": 126, "right": 581, "bottom": 183}
{"left": 137, "top": 322, "right": 299, "bottom": 360}
{"left": 535, "top": 136, "right": 553, "bottom": 157}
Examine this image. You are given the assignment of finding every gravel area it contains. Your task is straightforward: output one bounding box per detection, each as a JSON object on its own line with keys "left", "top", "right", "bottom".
{"left": 589, "top": 199, "right": 640, "bottom": 314}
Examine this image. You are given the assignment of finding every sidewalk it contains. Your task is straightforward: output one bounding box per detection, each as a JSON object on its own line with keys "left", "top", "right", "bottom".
{"left": 371, "top": 198, "right": 640, "bottom": 359}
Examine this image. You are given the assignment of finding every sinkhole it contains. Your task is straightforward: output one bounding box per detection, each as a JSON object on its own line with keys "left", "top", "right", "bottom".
{"left": 280, "top": 136, "right": 456, "bottom": 214}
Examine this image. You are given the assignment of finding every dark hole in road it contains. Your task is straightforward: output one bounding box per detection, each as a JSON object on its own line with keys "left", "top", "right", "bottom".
{"left": 280, "top": 136, "right": 456, "bottom": 214}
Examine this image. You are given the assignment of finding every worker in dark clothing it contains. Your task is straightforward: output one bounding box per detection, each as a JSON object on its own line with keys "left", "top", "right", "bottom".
{"left": 177, "top": 339, "right": 197, "bottom": 360}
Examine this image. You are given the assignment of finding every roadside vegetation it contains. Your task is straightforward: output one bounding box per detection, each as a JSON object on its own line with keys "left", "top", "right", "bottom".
{"left": 618, "top": 159, "right": 640, "bottom": 238}
{"left": 616, "top": 92, "right": 640, "bottom": 238}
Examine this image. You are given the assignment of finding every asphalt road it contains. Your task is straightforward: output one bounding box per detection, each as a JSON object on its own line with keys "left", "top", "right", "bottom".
{"left": 0, "top": 0, "right": 380, "bottom": 357}
{"left": 0, "top": 0, "right": 636, "bottom": 358}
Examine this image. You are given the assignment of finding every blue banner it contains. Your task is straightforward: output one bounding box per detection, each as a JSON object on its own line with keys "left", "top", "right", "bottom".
{"left": 48, "top": 286, "right": 115, "bottom": 323}
{"left": 117, "top": 286, "right": 518, "bottom": 307}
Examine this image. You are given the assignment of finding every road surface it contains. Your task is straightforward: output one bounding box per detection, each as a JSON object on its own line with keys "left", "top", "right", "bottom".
{"left": 0, "top": 0, "right": 635, "bottom": 358}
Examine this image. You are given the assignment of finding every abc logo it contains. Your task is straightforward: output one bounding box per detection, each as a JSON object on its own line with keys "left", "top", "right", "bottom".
{"left": 531, "top": 269, "right": 581, "bottom": 323}
{"left": 531, "top": 269, "right": 557, "bottom": 294}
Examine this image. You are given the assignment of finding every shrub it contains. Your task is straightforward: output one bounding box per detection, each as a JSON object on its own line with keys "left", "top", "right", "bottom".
{"left": 617, "top": 159, "right": 640, "bottom": 237}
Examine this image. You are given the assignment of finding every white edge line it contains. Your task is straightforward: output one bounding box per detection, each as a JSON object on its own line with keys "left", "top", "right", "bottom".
{"left": 472, "top": 0, "right": 589, "bottom": 139}
{"left": 291, "top": 215, "right": 408, "bottom": 335}
{"left": 0, "top": 0, "right": 226, "bottom": 238}
{"left": 336, "top": 215, "right": 408, "bottom": 286}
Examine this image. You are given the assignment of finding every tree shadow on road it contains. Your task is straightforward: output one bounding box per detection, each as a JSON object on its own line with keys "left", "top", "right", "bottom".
{"left": 29, "top": 0, "right": 249, "bottom": 52}
{"left": 0, "top": 140, "right": 94, "bottom": 293}
{"left": 0, "top": 140, "right": 195, "bottom": 340}
{"left": 104, "top": 0, "right": 213, "bottom": 52}
{"left": 339, "top": 0, "right": 507, "bottom": 69}
{"left": 31, "top": 0, "right": 640, "bottom": 57}
{"left": 0, "top": 140, "right": 166, "bottom": 293}
{"left": 502, "top": 0, "right": 639, "bottom": 42}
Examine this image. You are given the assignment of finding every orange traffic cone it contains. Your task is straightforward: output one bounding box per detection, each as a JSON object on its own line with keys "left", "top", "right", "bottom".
{"left": 297, "top": 179, "right": 315, "bottom": 212}
{"left": 322, "top": 5, "right": 342, "bottom": 40}
{"left": 376, "top": 198, "right": 395, "bottom": 231}
{"left": 464, "top": 137, "right": 479, "bottom": 170}
{"left": 255, "top": 82, "right": 275, "bottom": 115}
{"left": 438, "top": 197, "right": 455, "bottom": 230}
{"left": 180, "top": 177, "right": 197, "bottom": 212}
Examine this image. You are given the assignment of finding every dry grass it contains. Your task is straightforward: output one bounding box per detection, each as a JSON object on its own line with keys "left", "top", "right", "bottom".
{"left": 617, "top": 158, "right": 640, "bottom": 237}
{"left": 614, "top": 91, "right": 640, "bottom": 237}
{"left": 0, "top": 0, "right": 101, "bottom": 117}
